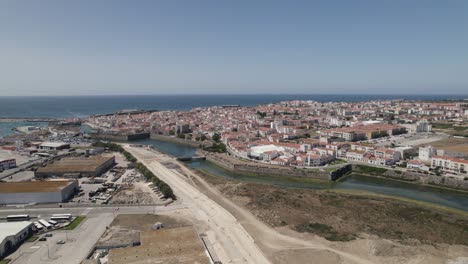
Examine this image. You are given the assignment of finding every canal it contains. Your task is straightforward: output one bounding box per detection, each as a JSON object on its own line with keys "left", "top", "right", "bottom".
{"left": 135, "top": 138, "right": 468, "bottom": 211}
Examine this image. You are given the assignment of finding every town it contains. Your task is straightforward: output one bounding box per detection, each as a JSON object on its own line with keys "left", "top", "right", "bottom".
{"left": 0, "top": 99, "right": 467, "bottom": 264}
{"left": 85, "top": 99, "right": 468, "bottom": 177}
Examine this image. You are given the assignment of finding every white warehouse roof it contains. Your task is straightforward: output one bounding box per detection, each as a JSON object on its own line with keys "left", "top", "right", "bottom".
{"left": 249, "top": 144, "right": 285, "bottom": 157}
{"left": 39, "top": 142, "right": 69, "bottom": 148}
{"left": 0, "top": 221, "right": 32, "bottom": 243}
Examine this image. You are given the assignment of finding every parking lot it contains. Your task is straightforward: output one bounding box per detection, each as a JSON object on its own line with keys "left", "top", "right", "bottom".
{"left": 365, "top": 133, "right": 448, "bottom": 147}
{"left": 7, "top": 212, "right": 114, "bottom": 264}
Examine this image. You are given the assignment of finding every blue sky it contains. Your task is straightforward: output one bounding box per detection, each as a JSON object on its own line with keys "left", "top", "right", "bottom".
{"left": 1, "top": 0, "right": 467, "bottom": 96}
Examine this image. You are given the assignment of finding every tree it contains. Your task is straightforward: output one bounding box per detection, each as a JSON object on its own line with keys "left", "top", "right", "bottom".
{"left": 212, "top": 133, "right": 221, "bottom": 142}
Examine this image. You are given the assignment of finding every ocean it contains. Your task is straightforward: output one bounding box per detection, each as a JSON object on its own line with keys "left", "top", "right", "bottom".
{"left": 0, "top": 94, "right": 466, "bottom": 118}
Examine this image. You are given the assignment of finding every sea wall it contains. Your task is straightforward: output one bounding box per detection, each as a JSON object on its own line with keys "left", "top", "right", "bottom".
{"left": 150, "top": 133, "right": 211, "bottom": 148}
{"left": 352, "top": 164, "right": 468, "bottom": 191}
{"left": 90, "top": 132, "right": 149, "bottom": 141}
{"left": 205, "top": 153, "right": 332, "bottom": 180}
{"left": 330, "top": 164, "right": 353, "bottom": 181}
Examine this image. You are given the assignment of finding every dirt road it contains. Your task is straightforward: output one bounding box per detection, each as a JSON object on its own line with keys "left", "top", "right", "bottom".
{"left": 125, "top": 145, "right": 271, "bottom": 264}
{"left": 125, "top": 145, "right": 381, "bottom": 264}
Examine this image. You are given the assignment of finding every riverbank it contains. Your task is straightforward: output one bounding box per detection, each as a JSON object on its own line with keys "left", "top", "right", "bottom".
{"left": 196, "top": 170, "right": 468, "bottom": 244}
{"left": 202, "top": 152, "right": 468, "bottom": 193}
{"left": 191, "top": 167, "right": 468, "bottom": 263}
{"left": 351, "top": 164, "right": 468, "bottom": 192}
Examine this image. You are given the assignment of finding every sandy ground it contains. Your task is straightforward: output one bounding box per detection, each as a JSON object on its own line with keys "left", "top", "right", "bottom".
{"left": 125, "top": 145, "right": 468, "bottom": 264}
{"left": 125, "top": 145, "right": 271, "bottom": 264}
{"left": 0, "top": 149, "right": 37, "bottom": 166}
{"left": 109, "top": 182, "right": 160, "bottom": 205}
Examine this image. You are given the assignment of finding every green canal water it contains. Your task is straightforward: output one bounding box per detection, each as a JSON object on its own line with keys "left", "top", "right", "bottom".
{"left": 134, "top": 138, "right": 468, "bottom": 211}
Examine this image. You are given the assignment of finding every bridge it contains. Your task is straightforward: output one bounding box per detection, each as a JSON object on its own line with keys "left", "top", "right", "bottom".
{"left": 176, "top": 156, "right": 206, "bottom": 161}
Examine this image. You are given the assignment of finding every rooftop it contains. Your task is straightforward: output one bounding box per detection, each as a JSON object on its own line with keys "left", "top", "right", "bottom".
{"left": 0, "top": 180, "right": 74, "bottom": 193}
{"left": 39, "top": 142, "right": 70, "bottom": 148}
{"left": 36, "top": 155, "right": 114, "bottom": 174}
{"left": 0, "top": 221, "right": 32, "bottom": 243}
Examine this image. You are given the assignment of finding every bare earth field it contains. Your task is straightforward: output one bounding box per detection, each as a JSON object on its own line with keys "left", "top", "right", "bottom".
{"left": 106, "top": 213, "right": 209, "bottom": 264}
{"left": 125, "top": 145, "right": 468, "bottom": 264}
{"left": 429, "top": 137, "right": 468, "bottom": 154}
{"left": 109, "top": 182, "right": 159, "bottom": 204}
{"left": 193, "top": 169, "right": 468, "bottom": 264}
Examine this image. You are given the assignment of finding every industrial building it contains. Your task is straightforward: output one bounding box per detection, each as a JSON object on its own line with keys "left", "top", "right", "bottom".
{"left": 35, "top": 155, "right": 115, "bottom": 178}
{"left": 0, "top": 180, "right": 78, "bottom": 204}
{"left": 0, "top": 158, "right": 16, "bottom": 171}
{"left": 0, "top": 222, "right": 33, "bottom": 257}
{"left": 38, "top": 142, "right": 71, "bottom": 151}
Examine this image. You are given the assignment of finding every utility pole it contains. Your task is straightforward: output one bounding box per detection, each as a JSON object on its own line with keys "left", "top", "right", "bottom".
{"left": 47, "top": 242, "right": 51, "bottom": 259}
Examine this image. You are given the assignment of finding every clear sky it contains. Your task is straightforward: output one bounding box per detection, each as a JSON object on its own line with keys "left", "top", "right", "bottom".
{"left": 1, "top": 0, "right": 467, "bottom": 96}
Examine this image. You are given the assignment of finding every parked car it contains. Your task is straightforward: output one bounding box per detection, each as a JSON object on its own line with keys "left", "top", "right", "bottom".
{"left": 56, "top": 240, "right": 65, "bottom": 244}
{"left": 45, "top": 233, "right": 53, "bottom": 237}
{"left": 39, "top": 237, "right": 47, "bottom": 241}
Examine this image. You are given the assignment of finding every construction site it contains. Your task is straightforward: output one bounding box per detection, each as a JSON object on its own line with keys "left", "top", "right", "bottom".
{"left": 87, "top": 214, "right": 210, "bottom": 264}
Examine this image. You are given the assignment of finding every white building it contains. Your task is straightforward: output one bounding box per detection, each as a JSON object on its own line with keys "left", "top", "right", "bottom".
{"left": 419, "top": 146, "right": 436, "bottom": 162}
{"left": 0, "top": 222, "right": 33, "bottom": 257}
{"left": 0, "top": 180, "right": 78, "bottom": 204}
{"left": 407, "top": 160, "right": 430, "bottom": 171}
{"left": 248, "top": 145, "right": 285, "bottom": 160}
{"left": 431, "top": 156, "right": 468, "bottom": 175}
{"left": 403, "top": 119, "right": 432, "bottom": 133}
{"left": 38, "top": 142, "right": 70, "bottom": 151}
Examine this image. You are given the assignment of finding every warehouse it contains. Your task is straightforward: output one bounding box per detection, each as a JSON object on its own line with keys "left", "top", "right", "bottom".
{"left": 0, "top": 180, "right": 78, "bottom": 204}
{"left": 0, "top": 158, "right": 16, "bottom": 171}
{"left": 0, "top": 222, "right": 33, "bottom": 258}
{"left": 35, "top": 155, "right": 115, "bottom": 178}
{"left": 38, "top": 142, "right": 71, "bottom": 151}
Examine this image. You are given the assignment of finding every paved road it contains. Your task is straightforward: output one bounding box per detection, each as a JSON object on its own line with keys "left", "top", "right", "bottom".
{"left": 1, "top": 204, "right": 186, "bottom": 264}
{"left": 126, "top": 145, "right": 271, "bottom": 264}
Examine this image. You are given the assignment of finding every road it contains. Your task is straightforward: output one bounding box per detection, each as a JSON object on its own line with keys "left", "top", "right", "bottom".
{"left": 125, "top": 145, "right": 271, "bottom": 264}
{"left": 126, "top": 145, "right": 376, "bottom": 264}
{"left": 1, "top": 204, "right": 186, "bottom": 264}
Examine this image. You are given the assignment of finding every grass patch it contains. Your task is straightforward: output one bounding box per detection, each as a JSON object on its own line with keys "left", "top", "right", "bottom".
{"left": 26, "top": 235, "right": 39, "bottom": 242}
{"left": 329, "top": 189, "right": 468, "bottom": 218}
{"left": 0, "top": 259, "right": 11, "bottom": 264}
{"left": 329, "top": 159, "right": 347, "bottom": 165}
{"left": 61, "top": 216, "right": 85, "bottom": 230}
{"left": 296, "top": 222, "right": 355, "bottom": 241}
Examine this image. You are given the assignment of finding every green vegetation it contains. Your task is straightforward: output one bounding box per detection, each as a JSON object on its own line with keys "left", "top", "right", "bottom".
{"left": 354, "top": 164, "right": 387, "bottom": 174}
{"left": 432, "top": 123, "right": 466, "bottom": 130}
{"left": 323, "top": 166, "right": 339, "bottom": 173}
{"left": 256, "top": 110, "right": 267, "bottom": 118}
{"left": 61, "top": 216, "right": 86, "bottom": 230}
{"left": 296, "top": 222, "right": 354, "bottom": 241}
{"left": 26, "top": 235, "right": 39, "bottom": 242}
{"left": 204, "top": 142, "right": 227, "bottom": 153}
{"left": 0, "top": 259, "right": 11, "bottom": 264}
{"left": 211, "top": 132, "right": 221, "bottom": 142}
{"left": 92, "top": 141, "right": 176, "bottom": 199}
{"left": 329, "top": 189, "right": 468, "bottom": 218}
{"left": 329, "top": 159, "right": 347, "bottom": 165}
{"left": 135, "top": 162, "right": 176, "bottom": 199}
